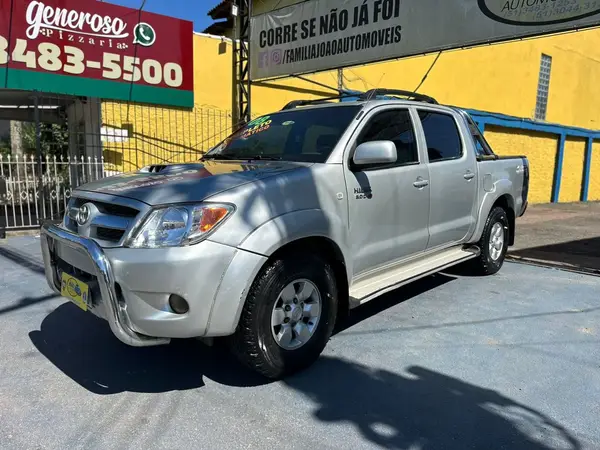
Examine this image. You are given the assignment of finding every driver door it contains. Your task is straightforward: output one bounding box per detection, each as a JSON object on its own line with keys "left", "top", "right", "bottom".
{"left": 344, "top": 107, "right": 431, "bottom": 277}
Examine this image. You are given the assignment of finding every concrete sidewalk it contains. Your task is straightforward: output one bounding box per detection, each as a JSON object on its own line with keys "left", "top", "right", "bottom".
{"left": 509, "top": 202, "right": 600, "bottom": 275}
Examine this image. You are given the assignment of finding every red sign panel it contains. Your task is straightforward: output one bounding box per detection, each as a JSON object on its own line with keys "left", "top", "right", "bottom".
{"left": 0, "top": 0, "right": 194, "bottom": 107}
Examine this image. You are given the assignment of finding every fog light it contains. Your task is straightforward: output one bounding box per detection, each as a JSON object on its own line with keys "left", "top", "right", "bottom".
{"left": 169, "top": 294, "right": 189, "bottom": 314}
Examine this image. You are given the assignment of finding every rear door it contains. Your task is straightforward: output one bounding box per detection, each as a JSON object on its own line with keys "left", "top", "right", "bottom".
{"left": 415, "top": 108, "right": 478, "bottom": 250}
{"left": 344, "top": 107, "right": 431, "bottom": 276}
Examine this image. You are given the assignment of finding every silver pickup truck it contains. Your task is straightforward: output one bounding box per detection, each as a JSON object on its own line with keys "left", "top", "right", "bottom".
{"left": 40, "top": 89, "right": 529, "bottom": 379}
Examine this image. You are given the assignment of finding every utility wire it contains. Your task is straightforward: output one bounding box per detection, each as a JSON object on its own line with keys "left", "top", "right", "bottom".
{"left": 414, "top": 51, "right": 442, "bottom": 93}
{"left": 126, "top": 0, "right": 149, "bottom": 119}
{"left": 4, "top": 0, "right": 15, "bottom": 89}
{"left": 270, "top": 0, "right": 284, "bottom": 11}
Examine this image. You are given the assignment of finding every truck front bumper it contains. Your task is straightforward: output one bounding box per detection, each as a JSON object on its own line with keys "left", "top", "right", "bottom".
{"left": 40, "top": 223, "right": 267, "bottom": 347}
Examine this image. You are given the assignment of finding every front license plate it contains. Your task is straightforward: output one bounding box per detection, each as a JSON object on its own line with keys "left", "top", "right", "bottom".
{"left": 60, "top": 272, "right": 90, "bottom": 312}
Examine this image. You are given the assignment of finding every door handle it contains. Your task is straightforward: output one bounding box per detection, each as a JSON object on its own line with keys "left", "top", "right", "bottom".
{"left": 413, "top": 178, "right": 429, "bottom": 189}
{"left": 463, "top": 171, "right": 476, "bottom": 181}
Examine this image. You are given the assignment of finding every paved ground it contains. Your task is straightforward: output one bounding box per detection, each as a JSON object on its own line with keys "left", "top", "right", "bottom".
{"left": 1, "top": 236, "right": 600, "bottom": 450}
{"left": 509, "top": 202, "right": 600, "bottom": 275}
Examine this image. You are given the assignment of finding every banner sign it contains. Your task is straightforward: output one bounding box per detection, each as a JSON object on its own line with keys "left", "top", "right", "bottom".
{"left": 0, "top": 0, "right": 194, "bottom": 107}
{"left": 250, "top": 0, "right": 600, "bottom": 80}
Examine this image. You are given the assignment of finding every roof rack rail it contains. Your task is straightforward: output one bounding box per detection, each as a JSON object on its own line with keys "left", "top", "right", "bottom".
{"left": 281, "top": 92, "right": 364, "bottom": 110}
{"left": 359, "top": 89, "right": 438, "bottom": 104}
{"left": 280, "top": 88, "right": 438, "bottom": 110}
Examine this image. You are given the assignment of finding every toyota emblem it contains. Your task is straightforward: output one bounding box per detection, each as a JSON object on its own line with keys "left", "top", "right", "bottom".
{"left": 76, "top": 204, "right": 91, "bottom": 226}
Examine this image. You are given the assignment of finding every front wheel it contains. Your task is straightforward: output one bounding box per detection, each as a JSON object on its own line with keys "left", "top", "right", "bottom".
{"left": 468, "top": 206, "right": 509, "bottom": 276}
{"left": 230, "top": 253, "right": 338, "bottom": 380}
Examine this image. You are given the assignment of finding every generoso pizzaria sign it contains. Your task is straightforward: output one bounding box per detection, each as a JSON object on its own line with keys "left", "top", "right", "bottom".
{"left": 0, "top": 0, "right": 194, "bottom": 107}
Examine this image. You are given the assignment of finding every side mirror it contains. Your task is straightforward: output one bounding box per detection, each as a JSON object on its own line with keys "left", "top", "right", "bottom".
{"left": 352, "top": 141, "right": 397, "bottom": 167}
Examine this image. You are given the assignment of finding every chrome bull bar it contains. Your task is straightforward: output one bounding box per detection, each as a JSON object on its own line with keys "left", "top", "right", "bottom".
{"left": 40, "top": 222, "right": 170, "bottom": 347}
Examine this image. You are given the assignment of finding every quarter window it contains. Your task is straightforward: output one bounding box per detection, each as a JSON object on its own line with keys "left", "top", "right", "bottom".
{"left": 357, "top": 109, "right": 418, "bottom": 166}
{"left": 419, "top": 111, "right": 463, "bottom": 162}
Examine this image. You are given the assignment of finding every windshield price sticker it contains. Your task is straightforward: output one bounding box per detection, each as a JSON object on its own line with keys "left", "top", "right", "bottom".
{"left": 0, "top": 0, "right": 194, "bottom": 107}
{"left": 242, "top": 116, "right": 272, "bottom": 138}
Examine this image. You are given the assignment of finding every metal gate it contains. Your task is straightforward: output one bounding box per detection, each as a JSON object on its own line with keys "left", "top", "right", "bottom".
{"left": 0, "top": 92, "right": 236, "bottom": 234}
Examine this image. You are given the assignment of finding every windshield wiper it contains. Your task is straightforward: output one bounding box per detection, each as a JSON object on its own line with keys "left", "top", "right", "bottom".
{"left": 201, "top": 154, "right": 240, "bottom": 161}
{"left": 202, "top": 154, "right": 282, "bottom": 162}
{"left": 244, "top": 155, "right": 282, "bottom": 161}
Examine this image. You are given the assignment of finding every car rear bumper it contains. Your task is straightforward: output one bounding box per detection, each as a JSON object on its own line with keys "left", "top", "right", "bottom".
{"left": 40, "top": 223, "right": 267, "bottom": 346}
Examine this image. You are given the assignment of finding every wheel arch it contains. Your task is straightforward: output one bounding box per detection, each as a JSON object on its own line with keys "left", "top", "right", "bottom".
{"left": 471, "top": 191, "right": 516, "bottom": 246}
{"left": 492, "top": 194, "right": 516, "bottom": 246}
{"left": 267, "top": 236, "right": 350, "bottom": 328}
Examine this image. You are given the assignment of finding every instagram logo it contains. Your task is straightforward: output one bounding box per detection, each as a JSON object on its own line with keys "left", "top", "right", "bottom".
{"left": 271, "top": 49, "right": 283, "bottom": 65}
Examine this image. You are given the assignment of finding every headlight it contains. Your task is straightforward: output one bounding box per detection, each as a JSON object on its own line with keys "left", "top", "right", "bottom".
{"left": 127, "top": 203, "right": 234, "bottom": 248}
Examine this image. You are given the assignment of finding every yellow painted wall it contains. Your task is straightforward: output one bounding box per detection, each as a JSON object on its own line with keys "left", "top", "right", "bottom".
{"left": 484, "top": 126, "right": 557, "bottom": 204}
{"left": 559, "top": 138, "right": 586, "bottom": 203}
{"left": 101, "top": 34, "right": 237, "bottom": 173}
{"left": 589, "top": 143, "right": 600, "bottom": 201}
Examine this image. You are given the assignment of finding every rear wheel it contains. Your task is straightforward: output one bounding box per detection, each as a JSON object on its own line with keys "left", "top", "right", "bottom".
{"left": 469, "top": 206, "right": 509, "bottom": 276}
{"left": 230, "top": 253, "right": 338, "bottom": 380}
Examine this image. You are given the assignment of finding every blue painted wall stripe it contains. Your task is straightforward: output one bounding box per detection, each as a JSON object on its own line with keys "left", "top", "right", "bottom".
{"left": 552, "top": 134, "right": 567, "bottom": 203}
{"left": 582, "top": 137, "right": 594, "bottom": 202}
{"left": 466, "top": 109, "right": 598, "bottom": 203}
{"left": 467, "top": 109, "right": 600, "bottom": 140}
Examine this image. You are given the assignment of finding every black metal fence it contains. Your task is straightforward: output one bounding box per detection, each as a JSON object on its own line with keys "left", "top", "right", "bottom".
{"left": 0, "top": 91, "right": 238, "bottom": 233}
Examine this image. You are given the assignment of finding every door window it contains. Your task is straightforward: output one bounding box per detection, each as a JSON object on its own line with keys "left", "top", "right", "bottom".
{"left": 357, "top": 109, "right": 419, "bottom": 166}
{"left": 418, "top": 111, "right": 463, "bottom": 163}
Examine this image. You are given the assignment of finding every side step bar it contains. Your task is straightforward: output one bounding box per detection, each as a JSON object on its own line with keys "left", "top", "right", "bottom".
{"left": 349, "top": 246, "right": 480, "bottom": 308}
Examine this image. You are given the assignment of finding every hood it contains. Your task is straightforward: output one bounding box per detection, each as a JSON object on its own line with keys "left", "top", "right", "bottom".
{"left": 76, "top": 160, "right": 309, "bottom": 205}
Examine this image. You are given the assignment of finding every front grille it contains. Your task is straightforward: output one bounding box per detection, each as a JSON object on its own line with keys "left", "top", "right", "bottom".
{"left": 70, "top": 198, "right": 138, "bottom": 218}
{"left": 64, "top": 196, "right": 143, "bottom": 246}
{"left": 96, "top": 227, "right": 126, "bottom": 242}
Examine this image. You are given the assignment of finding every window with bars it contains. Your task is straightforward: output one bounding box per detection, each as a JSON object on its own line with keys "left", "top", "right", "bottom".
{"left": 535, "top": 54, "right": 552, "bottom": 121}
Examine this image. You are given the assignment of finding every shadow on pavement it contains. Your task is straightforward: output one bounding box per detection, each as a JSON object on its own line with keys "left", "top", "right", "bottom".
{"left": 0, "top": 244, "right": 45, "bottom": 275}
{"left": 28, "top": 280, "right": 582, "bottom": 449}
{"left": 508, "top": 237, "right": 600, "bottom": 275}
{"left": 286, "top": 356, "right": 581, "bottom": 450}
{"left": 0, "top": 293, "right": 57, "bottom": 315}
{"left": 29, "top": 303, "right": 268, "bottom": 394}
{"left": 336, "top": 273, "right": 456, "bottom": 334}
{"left": 30, "top": 273, "right": 457, "bottom": 395}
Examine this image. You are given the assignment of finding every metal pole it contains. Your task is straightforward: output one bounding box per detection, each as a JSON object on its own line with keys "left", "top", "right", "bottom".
{"left": 232, "top": 2, "right": 239, "bottom": 127}
{"left": 337, "top": 69, "right": 344, "bottom": 93}
{"left": 235, "top": 0, "right": 252, "bottom": 124}
{"left": 34, "top": 92, "right": 43, "bottom": 225}
{"left": 0, "top": 175, "right": 5, "bottom": 238}
{"left": 246, "top": 0, "right": 252, "bottom": 121}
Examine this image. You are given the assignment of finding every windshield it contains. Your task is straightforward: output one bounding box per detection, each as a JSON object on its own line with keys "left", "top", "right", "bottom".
{"left": 204, "top": 105, "right": 362, "bottom": 163}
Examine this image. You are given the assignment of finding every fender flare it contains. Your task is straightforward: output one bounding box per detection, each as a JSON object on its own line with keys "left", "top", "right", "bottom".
{"left": 239, "top": 208, "right": 352, "bottom": 278}
{"left": 205, "top": 209, "right": 351, "bottom": 337}
{"left": 470, "top": 179, "right": 516, "bottom": 244}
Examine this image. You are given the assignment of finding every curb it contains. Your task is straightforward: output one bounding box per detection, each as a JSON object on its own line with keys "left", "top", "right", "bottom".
{"left": 506, "top": 254, "right": 600, "bottom": 277}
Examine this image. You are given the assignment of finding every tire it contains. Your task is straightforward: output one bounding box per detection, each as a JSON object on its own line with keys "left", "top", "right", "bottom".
{"left": 469, "top": 206, "right": 510, "bottom": 276}
{"left": 230, "top": 253, "right": 338, "bottom": 380}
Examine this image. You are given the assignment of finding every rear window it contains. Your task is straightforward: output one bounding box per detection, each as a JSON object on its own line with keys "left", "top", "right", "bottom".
{"left": 418, "top": 111, "right": 463, "bottom": 162}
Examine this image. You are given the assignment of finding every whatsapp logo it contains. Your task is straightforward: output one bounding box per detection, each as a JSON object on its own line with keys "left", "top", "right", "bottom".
{"left": 133, "top": 22, "right": 156, "bottom": 47}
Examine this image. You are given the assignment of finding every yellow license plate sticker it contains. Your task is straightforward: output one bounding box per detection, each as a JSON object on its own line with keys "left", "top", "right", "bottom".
{"left": 60, "top": 272, "right": 90, "bottom": 312}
